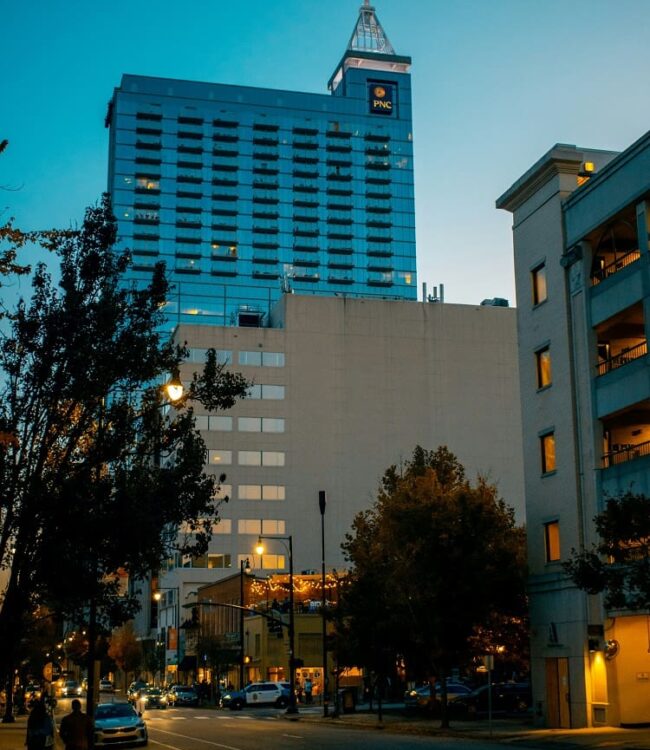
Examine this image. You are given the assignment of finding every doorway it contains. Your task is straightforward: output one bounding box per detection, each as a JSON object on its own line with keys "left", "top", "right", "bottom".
{"left": 545, "top": 657, "right": 571, "bottom": 727}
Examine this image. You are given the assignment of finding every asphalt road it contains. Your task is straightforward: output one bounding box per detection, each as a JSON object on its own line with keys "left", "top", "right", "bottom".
{"left": 143, "top": 709, "right": 489, "bottom": 750}
{"left": 53, "top": 695, "right": 545, "bottom": 750}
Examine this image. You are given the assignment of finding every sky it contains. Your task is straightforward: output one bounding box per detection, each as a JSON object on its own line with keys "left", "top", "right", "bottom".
{"left": 2, "top": 0, "right": 650, "bottom": 307}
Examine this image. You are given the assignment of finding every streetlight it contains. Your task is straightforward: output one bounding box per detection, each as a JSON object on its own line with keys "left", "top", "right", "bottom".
{"left": 254, "top": 535, "right": 298, "bottom": 715}
{"left": 164, "top": 372, "right": 184, "bottom": 403}
{"left": 153, "top": 587, "right": 180, "bottom": 684}
{"left": 318, "top": 490, "right": 329, "bottom": 717}
{"left": 239, "top": 558, "right": 251, "bottom": 689}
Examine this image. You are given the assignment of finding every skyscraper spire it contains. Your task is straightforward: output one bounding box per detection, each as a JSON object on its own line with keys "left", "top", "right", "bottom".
{"left": 328, "top": 1, "right": 411, "bottom": 93}
{"left": 347, "top": 1, "right": 396, "bottom": 55}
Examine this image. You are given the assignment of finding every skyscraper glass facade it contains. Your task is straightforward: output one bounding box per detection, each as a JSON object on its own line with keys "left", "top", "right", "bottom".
{"left": 107, "top": 6, "right": 416, "bottom": 329}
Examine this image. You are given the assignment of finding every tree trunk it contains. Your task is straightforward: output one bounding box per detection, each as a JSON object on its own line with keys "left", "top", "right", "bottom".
{"left": 439, "top": 674, "right": 449, "bottom": 729}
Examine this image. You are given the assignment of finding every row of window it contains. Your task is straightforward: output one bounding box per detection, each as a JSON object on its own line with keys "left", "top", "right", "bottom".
{"left": 210, "top": 450, "right": 285, "bottom": 467}
{"left": 213, "top": 485, "right": 285, "bottom": 501}
{"left": 196, "top": 416, "right": 285, "bottom": 433}
{"left": 185, "top": 348, "right": 285, "bottom": 367}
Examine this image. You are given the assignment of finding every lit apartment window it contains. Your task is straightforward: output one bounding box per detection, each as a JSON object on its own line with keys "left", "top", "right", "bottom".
{"left": 540, "top": 432, "right": 556, "bottom": 474}
{"left": 536, "top": 346, "right": 552, "bottom": 389}
{"left": 209, "top": 450, "right": 232, "bottom": 465}
{"left": 544, "top": 521, "right": 561, "bottom": 562}
{"left": 238, "top": 485, "right": 285, "bottom": 501}
{"left": 532, "top": 263, "right": 547, "bottom": 305}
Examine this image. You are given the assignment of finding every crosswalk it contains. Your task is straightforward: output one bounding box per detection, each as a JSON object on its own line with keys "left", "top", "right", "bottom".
{"left": 145, "top": 713, "right": 278, "bottom": 722}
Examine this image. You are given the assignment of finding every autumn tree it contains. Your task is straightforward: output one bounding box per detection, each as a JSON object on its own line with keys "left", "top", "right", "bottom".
{"left": 0, "top": 195, "right": 248, "bottom": 692}
{"left": 341, "top": 446, "right": 527, "bottom": 726}
{"left": 108, "top": 622, "right": 143, "bottom": 690}
{"left": 564, "top": 491, "right": 650, "bottom": 610}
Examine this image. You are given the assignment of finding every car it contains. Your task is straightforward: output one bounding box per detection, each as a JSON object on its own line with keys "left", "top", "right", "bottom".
{"left": 94, "top": 702, "right": 148, "bottom": 747}
{"left": 99, "top": 679, "right": 115, "bottom": 693}
{"left": 404, "top": 681, "right": 473, "bottom": 710}
{"left": 167, "top": 686, "right": 199, "bottom": 707}
{"left": 449, "top": 682, "right": 532, "bottom": 718}
{"left": 137, "top": 688, "right": 167, "bottom": 711}
{"left": 127, "top": 682, "right": 148, "bottom": 705}
{"left": 61, "top": 680, "right": 83, "bottom": 698}
{"left": 222, "top": 681, "right": 289, "bottom": 710}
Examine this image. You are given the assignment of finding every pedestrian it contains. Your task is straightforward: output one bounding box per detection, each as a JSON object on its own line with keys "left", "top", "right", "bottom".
{"left": 59, "top": 698, "right": 93, "bottom": 750}
{"left": 25, "top": 700, "right": 54, "bottom": 750}
{"left": 304, "top": 677, "right": 313, "bottom": 705}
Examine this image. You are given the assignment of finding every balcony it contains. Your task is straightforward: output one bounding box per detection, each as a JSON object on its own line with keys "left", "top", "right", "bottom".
{"left": 591, "top": 249, "right": 641, "bottom": 286}
{"left": 603, "top": 440, "right": 650, "bottom": 468}
{"left": 597, "top": 340, "right": 647, "bottom": 376}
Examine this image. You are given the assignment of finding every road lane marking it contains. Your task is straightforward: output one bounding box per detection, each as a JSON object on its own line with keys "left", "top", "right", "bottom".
{"left": 148, "top": 727, "right": 245, "bottom": 750}
{"left": 149, "top": 740, "right": 185, "bottom": 750}
{"left": 283, "top": 733, "right": 303, "bottom": 739}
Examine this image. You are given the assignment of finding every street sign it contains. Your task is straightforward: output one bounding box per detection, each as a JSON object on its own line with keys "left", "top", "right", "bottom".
{"left": 42, "top": 662, "right": 62, "bottom": 683}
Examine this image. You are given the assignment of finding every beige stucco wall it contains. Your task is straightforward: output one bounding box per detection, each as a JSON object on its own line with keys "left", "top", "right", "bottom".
{"left": 175, "top": 294, "right": 524, "bottom": 575}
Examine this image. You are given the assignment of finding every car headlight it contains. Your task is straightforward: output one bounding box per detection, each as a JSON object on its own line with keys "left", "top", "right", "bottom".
{"left": 408, "top": 690, "right": 417, "bottom": 697}
{"left": 136, "top": 721, "right": 145, "bottom": 728}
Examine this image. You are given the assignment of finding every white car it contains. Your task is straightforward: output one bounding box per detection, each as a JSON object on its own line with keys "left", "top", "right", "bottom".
{"left": 94, "top": 702, "right": 147, "bottom": 747}
{"left": 99, "top": 679, "right": 114, "bottom": 693}
{"left": 222, "top": 681, "right": 289, "bottom": 710}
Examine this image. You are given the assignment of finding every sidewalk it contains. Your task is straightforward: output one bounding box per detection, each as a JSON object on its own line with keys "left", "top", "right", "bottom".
{"left": 296, "top": 704, "right": 650, "bottom": 749}
{"left": 0, "top": 714, "right": 64, "bottom": 750}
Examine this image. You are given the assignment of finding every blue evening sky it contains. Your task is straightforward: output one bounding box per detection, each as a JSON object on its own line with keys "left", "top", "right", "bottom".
{"left": 2, "top": 0, "right": 649, "bottom": 306}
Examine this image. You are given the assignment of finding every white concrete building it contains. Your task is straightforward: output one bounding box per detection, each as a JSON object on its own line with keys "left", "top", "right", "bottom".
{"left": 498, "top": 132, "right": 650, "bottom": 727}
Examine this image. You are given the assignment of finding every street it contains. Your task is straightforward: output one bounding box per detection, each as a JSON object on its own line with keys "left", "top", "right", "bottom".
{"left": 48, "top": 695, "right": 538, "bottom": 750}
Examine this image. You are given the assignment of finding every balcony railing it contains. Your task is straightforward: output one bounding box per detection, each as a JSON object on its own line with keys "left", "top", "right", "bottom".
{"left": 603, "top": 439, "right": 650, "bottom": 468}
{"left": 591, "top": 250, "right": 641, "bottom": 286}
{"left": 597, "top": 340, "right": 647, "bottom": 376}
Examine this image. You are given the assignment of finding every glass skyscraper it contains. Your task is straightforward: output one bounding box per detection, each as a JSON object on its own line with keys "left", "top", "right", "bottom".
{"left": 107, "top": 2, "right": 416, "bottom": 329}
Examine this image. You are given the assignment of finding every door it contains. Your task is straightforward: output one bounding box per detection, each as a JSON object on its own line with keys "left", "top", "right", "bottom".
{"left": 546, "top": 657, "right": 571, "bottom": 727}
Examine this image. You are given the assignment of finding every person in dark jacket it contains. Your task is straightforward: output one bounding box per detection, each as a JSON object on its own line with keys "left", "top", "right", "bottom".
{"left": 25, "top": 700, "right": 54, "bottom": 750}
{"left": 59, "top": 699, "right": 93, "bottom": 750}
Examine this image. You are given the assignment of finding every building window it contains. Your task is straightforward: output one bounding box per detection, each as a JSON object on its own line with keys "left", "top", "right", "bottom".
{"left": 209, "top": 450, "right": 232, "bottom": 465}
{"left": 544, "top": 521, "right": 561, "bottom": 562}
{"left": 237, "top": 519, "right": 285, "bottom": 535}
{"left": 238, "top": 417, "right": 262, "bottom": 432}
{"left": 239, "top": 351, "right": 285, "bottom": 367}
{"left": 238, "top": 485, "right": 285, "bottom": 501}
{"left": 532, "top": 263, "right": 547, "bottom": 305}
{"left": 540, "top": 432, "right": 556, "bottom": 474}
{"left": 246, "top": 384, "right": 285, "bottom": 400}
{"left": 262, "top": 418, "right": 285, "bottom": 433}
{"left": 536, "top": 346, "right": 552, "bottom": 389}
{"left": 237, "top": 451, "right": 285, "bottom": 467}
{"left": 207, "top": 554, "right": 232, "bottom": 569}
{"left": 212, "top": 518, "right": 232, "bottom": 533}
{"left": 261, "top": 554, "right": 285, "bottom": 570}
{"left": 210, "top": 416, "right": 233, "bottom": 431}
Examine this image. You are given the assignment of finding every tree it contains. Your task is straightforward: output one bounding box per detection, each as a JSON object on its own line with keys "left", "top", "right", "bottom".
{"left": 108, "top": 622, "right": 143, "bottom": 690}
{"left": 196, "top": 634, "right": 238, "bottom": 689}
{"left": 0, "top": 195, "right": 249, "bottom": 690}
{"left": 341, "top": 446, "right": 527, "bottom": 726}
{"left": 564, "top": 491, "right": 650, "bottom": 610}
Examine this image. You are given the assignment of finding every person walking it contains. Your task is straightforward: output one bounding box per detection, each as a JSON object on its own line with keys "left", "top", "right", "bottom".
{"left": 59, "top": 698, "right": 93, "bottom": 750}
{"left": 304, "top": 677, "right": 313, "bottom": 705}
{"left": 25, "top": 700, "right": 54, "bottom": 750}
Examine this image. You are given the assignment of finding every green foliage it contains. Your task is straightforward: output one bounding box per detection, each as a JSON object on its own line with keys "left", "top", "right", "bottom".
{"left": 0, "top": 195, "right": 248, "bottom": 682}
{"left": 564, "top": 491, "right": 650, "bottom": 610}
{"left": 340, "top": 446, "right": 527, "bottom": 719}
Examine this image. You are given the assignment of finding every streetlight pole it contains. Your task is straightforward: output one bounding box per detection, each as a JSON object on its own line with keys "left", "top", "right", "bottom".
{"left": 318, "top": 490, "right": 329, "bottom": 717}
{"left": 255, "top": 535, "right": 297, "bottom": 715}
{"left": 153, "top": 587, "right": 180, "bottom": 684}
{"left": 239, "top": 558, "right": 250, "bottom": 689}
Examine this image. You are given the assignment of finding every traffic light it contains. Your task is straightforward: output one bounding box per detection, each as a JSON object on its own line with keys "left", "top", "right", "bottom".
{"left": 266, "top": 614, "right": 283, "bottom": 637}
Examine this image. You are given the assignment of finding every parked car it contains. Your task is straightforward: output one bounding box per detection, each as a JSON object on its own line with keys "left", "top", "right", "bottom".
{"left": 404, "top": 681, "right": 472, "bottom": 710}
{"left": 167, "top": 686, "right": 199, "bottom": 707}
{"left": 94, "top": 702, "right": 147, "bottom": 747}
{"left": 127, "top": 681, "right": 148, "bottom": 705}
{"left": 137, "top": 687, "right": 168, "bottom": 711}
{"left": 449, "top": 682, "right": 532, "bottom": 718}
{"left": 99, "top": 679, "right": 115, "bottom": 693}
{"left": 222, "top": 681, "right": 289, "bottom": 710}
{"left": 61, "top": 680, "right": 83, "bottom": 698}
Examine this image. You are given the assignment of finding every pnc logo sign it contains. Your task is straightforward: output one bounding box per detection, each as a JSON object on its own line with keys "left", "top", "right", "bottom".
{"left": 369, "top": 83, "right": 395, "bottom": 116}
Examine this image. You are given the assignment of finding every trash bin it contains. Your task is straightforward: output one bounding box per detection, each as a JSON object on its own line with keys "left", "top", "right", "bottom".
{"left": 340, "top": 688, "right": 356, "bottom": 714}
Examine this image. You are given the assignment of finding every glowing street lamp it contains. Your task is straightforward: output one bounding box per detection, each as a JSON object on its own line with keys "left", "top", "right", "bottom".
{"left": 255, "top": 535, "right": 297, "bottom": 714}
